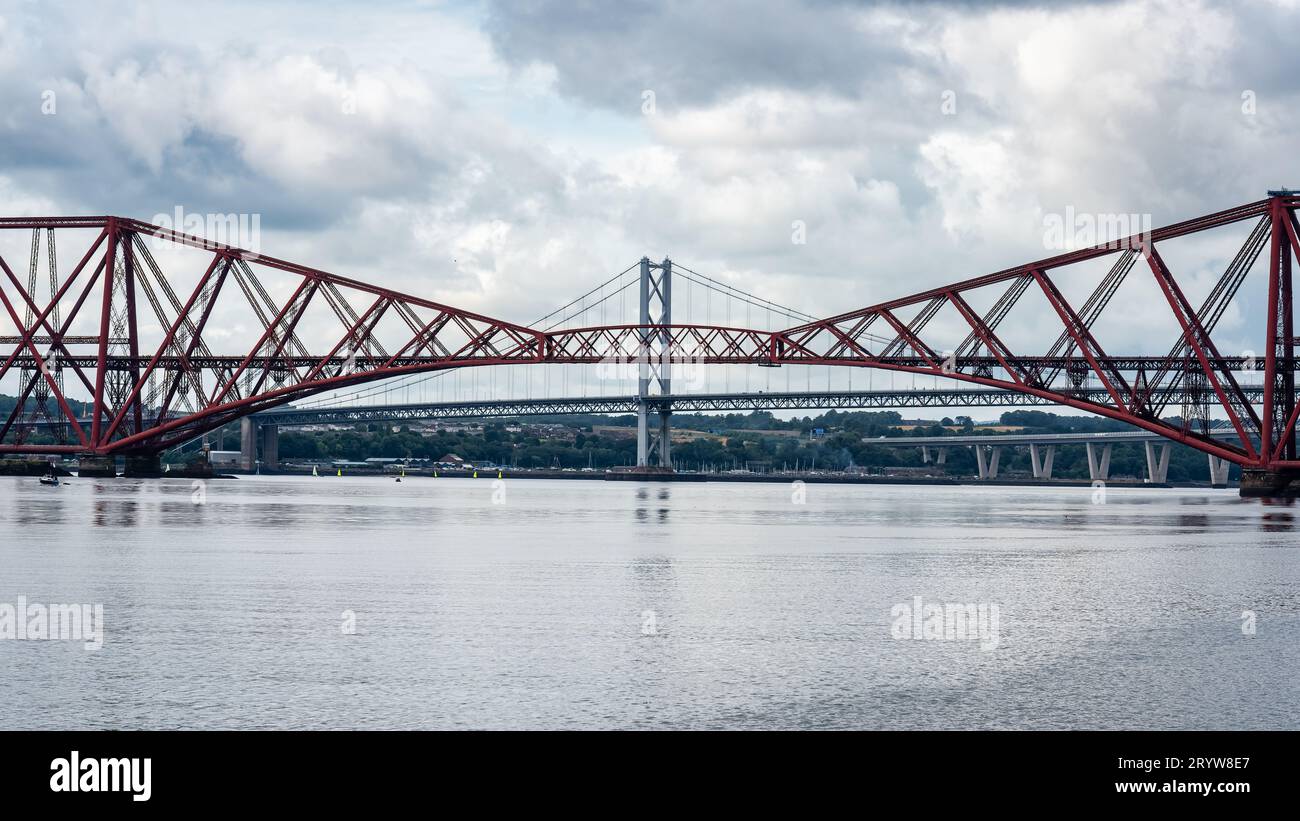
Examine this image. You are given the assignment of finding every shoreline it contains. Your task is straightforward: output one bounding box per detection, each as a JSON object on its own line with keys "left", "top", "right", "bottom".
{"left": 219, "top": 467, "right": 1200, "bottom": 489}
{"left": 3, "top": 465, "right": 1221, "bottom": 489}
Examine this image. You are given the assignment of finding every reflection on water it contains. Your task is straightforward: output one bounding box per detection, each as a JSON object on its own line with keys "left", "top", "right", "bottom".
{"left": 0, "top": 475, "right": 1296, "bottom": 730}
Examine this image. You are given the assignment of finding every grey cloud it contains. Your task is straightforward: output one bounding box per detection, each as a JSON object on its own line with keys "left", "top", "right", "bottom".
{"left": 483, "top": 0, "right": 1117, "bottom": 111}
{"left": 484, "top": 0, "right": 921, "bottom": 109}
{"left": 0, "top": 14, "right": 551, "bottom": 233}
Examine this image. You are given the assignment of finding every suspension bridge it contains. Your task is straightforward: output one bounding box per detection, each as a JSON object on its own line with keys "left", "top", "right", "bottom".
{"left": 1, "top": 192, "right": 1298, "bottom": 495}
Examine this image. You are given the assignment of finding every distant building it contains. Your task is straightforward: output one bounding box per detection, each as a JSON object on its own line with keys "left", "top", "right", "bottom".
{"left": 430, "top": 422, "right": 481, "bottom": 434}
{"left": 209, "top": 450, "right": 241, "bottom": 466}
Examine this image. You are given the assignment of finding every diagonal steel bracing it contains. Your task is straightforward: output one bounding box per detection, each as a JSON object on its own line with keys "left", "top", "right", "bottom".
{"left": 0, "top": 196, "right": 1296, "bottom": 478}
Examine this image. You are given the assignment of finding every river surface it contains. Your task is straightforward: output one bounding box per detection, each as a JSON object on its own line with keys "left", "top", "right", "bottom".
{"left": 0, "top": 475, "right": 1296, "bottom": 730}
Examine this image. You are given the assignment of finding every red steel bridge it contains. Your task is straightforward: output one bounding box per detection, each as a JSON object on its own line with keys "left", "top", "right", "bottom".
{"left": 1, "top": 193, "right": 1299, "bottom": 493}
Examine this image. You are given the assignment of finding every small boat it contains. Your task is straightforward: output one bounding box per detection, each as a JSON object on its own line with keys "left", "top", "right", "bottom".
{"left": 39, "top": 473, "right": 60, "bottom": 486}
{"left": 312, "top": 465, "right": 319, "bottom": 477}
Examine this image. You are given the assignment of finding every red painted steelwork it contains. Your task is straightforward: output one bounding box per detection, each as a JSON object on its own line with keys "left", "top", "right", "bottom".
{"left": 0, "top": 198, "right": 1296, "bottom": 471}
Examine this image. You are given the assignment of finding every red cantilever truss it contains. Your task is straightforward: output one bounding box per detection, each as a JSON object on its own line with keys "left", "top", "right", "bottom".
{"left": 0, "top": 196, "right": 1297, "bottom": 470}
{"left": 766, "top": 196, "right": 1299, "bottom": 468}
{"left": 0, "top": 216, "right": 546, "bottom": 454}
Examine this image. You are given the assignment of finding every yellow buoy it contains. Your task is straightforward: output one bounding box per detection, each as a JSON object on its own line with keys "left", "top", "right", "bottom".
{"left": 473, "top": 470, "right": 478, "bottom": 478}
{"left": 337, "top": 468, "right": 342, "bottom": 477}
{"left": 497, "top": 469, "right": 503, "bottom": 479}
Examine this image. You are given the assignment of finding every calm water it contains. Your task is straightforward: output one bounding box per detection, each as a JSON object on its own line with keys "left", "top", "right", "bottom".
{"left": 0, "top": 474, "right": 1296, "bottom": 730}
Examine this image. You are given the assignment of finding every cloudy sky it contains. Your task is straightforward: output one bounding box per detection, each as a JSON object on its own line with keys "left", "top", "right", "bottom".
{"left": 1, "top": 0, "right": 1298, "bottom": 404}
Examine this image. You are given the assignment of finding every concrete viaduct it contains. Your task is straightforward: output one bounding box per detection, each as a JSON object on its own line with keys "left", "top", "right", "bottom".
{"left": 889, "top": 430, "right": 1239, "bottom": 484}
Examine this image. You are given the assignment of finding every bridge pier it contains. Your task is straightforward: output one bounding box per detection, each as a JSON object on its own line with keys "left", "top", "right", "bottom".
{"left": 1085, "top": 442, "right": 1112, "bottom": 481}
{"left": 635, "top": 401, "right": 673, "bottom": 469}
{"left": 922, "top": 446, "right": 950, "bottom": 467}
{"left": 1207, "top": 454, "right": 1231, "bottom": 488}
{"left": 657, "top": 406, "right": 671, "bottom": 469}
{"left": 73, "top": 453, "right": 174, "bottom": 477}
{"left": 77, "top": 455, "right": 116, "bottom": 478}
{"left": 123, "top": 454, "right": 163, "bottom": 477}
{"left": 260, "top": 424, "right": 279, "bottom": 470}
{"left": 974, "top": 445, "right": 1001, "bottom": 479}
{"left": 240, "top": 417, "right": 257, "bottom": 471}
{"left": 636, "top": 404, "right": 648, "bottom": 466}
{"left": 1144, "top": 442, "right": 1171, "bottom": 484}
{"left": 239, "top": 418, "right": 279, "bottom": 471}
{"left": 1029, "top": 443, "right": 1055, "bottom": 479}
{"left": 1240, "top": 468, "right": 1300, "bottom": 495}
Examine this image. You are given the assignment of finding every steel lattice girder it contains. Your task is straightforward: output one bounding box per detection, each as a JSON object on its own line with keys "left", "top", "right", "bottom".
{"left": 27, "top": 387, "right": 1269, "bottom": 428}
{"left": 243, "top": 386, "right": 1266, "bottom": 427}
{"left": 0, "top": 197, "right": 1297, "bottom": 469}
{"left": 768, "top": 196, "right": 1300, "bottom": 467}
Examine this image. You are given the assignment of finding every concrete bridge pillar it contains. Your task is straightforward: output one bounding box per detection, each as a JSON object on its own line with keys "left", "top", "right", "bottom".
{"left": 1086, "top": 442, "right": 1112, "bottom": 481}
{"left": 260, "top": 424, "right": 279, "bottom": 470}
{"left": 657, "top": 406, "right": 671, "bottom": 469}
{"left": 636, "top": 401, "right": 648, "bottom": 466}
{"left": 240, "top": 418, "right": 280, "bottom": 471}
{"left": 240, "top": 417, "right": 257, "bottom": 471}
{"left": 974, "top": 445, "right": 1001, "bottom": 479}
{"left": 1029, "top": 443, "right": 1055, "bottom": 479}
{"left": 636, "top": 400, "right": 674, "bottom": 468}
{"left": 1144, "top": 441, "right": 1171, "bottom": 484}
{"left": 1208, "top": 454, "right": 1231, "bottom": 487}
{"left": 921, "top": 445, "right": 948, "bottom": 465}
